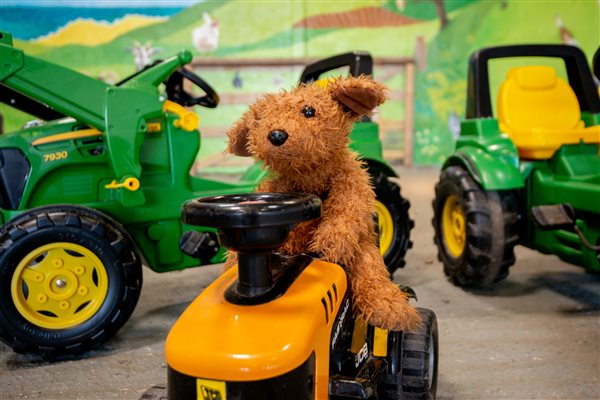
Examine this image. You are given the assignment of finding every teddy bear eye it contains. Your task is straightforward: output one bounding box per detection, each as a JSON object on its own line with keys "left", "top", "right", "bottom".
{"left": 302, "top": 106, "right": 316, "bottom": 118}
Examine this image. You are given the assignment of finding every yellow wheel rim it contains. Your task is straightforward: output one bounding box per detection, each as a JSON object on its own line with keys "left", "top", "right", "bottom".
{"left": 442, "top": 195, "right": 466, "bottom": 258}
{"left": 375, "top": 200, "right": 394, "bottom": 257}
{"left": 11, "top": 242, "right": 109, "bottom": 330}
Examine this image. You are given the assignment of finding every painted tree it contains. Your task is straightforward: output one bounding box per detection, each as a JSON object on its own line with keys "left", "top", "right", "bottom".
{"left": 432, "top": 0, "right": 449, "bottom": 30}
{"left": 386, "top": 0, "right": 449, "bottom": 30}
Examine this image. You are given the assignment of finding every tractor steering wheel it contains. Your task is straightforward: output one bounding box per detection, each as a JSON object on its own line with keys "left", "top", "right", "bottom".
{"left": 166, "top": 67, "right": 220, "bottom": 108}
{"left": 182, "top": 193, "right": 321, "bottom": 229}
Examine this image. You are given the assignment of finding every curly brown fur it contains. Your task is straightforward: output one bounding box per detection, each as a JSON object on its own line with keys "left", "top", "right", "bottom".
{"left": 225, "top": 75, "right": 421, "bottom": 331}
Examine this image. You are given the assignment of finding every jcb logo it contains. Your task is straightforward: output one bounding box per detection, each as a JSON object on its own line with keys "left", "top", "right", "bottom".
{"left": 199, "top": 385, "right": 223, "bottom": 400}
{"left": 196, "top": 379, "right": 226, "bottom": 400}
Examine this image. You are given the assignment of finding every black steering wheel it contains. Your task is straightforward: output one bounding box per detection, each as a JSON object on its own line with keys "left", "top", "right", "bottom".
{"left": 593, "top": 47, "right": 600, "bottom": 83}
{"left": 166, "top": 67, "right": 220, "bottom": 108}
{"left": 182, "top": 193, "right": 321, "bottom": 229}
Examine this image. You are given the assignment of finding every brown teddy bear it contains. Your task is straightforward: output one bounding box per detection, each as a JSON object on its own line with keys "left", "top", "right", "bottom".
{"left": 225, "top": 75, "right": 421, "bottom": 332}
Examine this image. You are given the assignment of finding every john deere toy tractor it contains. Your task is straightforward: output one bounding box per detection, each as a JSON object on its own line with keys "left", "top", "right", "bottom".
{"left": 161, "top": 192, "right": 437, "bottom": 400}
{"left": 0, "top": 31, "right": 411, "bottom": 357}
{"left": 432, "top": 44, "right": 600, "bottom": 287}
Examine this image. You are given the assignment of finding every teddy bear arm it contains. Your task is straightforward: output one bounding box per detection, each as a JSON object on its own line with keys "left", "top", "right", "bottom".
{"left": 309, "top": 183, "right": 374, "bottom": 265}
{"left": 325, "top": 174, "right": 376, "bottom": 234}
{"left": 256, "top": 178, "right": 290, "bottom": 193}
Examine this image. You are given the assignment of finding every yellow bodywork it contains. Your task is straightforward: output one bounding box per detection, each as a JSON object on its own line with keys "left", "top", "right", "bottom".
{"left": 497, "top": 65, "right": 600, "bottom": 159}
{"left": 166, "top": 259, "right": 347, "bottom": 399}
{"left": 372, "top": 327, "right": 389, "bottom": 357}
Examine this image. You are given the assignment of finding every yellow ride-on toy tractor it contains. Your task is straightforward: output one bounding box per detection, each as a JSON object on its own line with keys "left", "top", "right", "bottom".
{"left": 153, "top": 193, "right": 438, "bottom": 400}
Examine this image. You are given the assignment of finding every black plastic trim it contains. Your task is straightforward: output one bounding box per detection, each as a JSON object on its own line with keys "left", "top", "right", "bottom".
{"left": 225, "top": 253, "right": 313, "bottom": 305}
{"left": 168, "top": 352, "right": 315, "bottom": 400}
{"left": 466, "top": 44, "right": 600, "bottom": 119}
{"left": 300, "top": 51, "right": 373, "bottom": 84}
{"left": 0, "top": 148, "right": 30, "bottom": 209}
{"left": 0, "top": 83, "right": 65, "bottom": 121}
{"left": 593, "top": 47, "right": 600, "bottom": 81}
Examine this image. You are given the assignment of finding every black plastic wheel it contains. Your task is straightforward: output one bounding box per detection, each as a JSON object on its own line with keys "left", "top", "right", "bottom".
{"left": 0, "top": 205, "right": 142, "bottom": 358}
{"left": 432, "top": 166, "right": 519, "bottom": 287}
{"left": 380, "top": 308, "right": 438, "bottom": 400}
{"left": 371, "top": 171, "right": 414, "bottom": 275}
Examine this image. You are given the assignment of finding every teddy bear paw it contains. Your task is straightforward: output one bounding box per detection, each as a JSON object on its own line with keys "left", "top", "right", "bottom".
{"left": 361, "top": 295, "right": 422, "bottom": 332}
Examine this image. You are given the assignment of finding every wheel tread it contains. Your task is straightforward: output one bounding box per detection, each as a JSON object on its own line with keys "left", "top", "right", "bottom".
{"left": 379, "top": 308, "right": 438, "bottom": 400}
{"left": 370, "top": 171, "right": 414, "bottom": 275}
{"left": 432, "top": 166, "right": 520, "bottom": 287}
{"left": 0, "top": 205, "right": 143, "bottom": 358}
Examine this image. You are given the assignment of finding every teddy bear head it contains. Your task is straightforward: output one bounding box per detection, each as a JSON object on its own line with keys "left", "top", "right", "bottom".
{"left": 227, "top": 75, "right": 386, "bottom": 175}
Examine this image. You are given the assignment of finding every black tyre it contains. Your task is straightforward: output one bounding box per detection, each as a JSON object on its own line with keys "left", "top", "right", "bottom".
{"left": 432, "top": 166, "right": 519, "bottom": 287}
{"left": 379, "top": 308, "right": 438, "bottom": 400}
{"left": 0, "top": 205, "right": 142, "bottom": 357}
{"left": 371, "top": 171, "right": 414, "bottom": 275}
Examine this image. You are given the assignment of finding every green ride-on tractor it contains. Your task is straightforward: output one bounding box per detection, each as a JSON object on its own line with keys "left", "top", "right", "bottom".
{"left": 432, "top": 44, "right": 600, "bottom": 288}
{"left": 0, "top": 31, "right": 412, "bottom": 357}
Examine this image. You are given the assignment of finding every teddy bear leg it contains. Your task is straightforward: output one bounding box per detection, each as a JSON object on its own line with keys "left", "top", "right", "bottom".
{"left": 346, "top": 243, "right": 422, "bottom": 332}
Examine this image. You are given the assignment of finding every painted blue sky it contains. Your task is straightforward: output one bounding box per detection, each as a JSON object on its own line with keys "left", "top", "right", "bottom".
{"left": 2, "top": 0, "right": 202, "bottom": 7}
{"left": 0, "top": 0, "right": 203, "bottom": 40}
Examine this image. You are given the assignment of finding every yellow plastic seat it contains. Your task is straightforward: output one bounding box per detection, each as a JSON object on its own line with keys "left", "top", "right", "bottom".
{"left": 497, "top": 66, "right": 600, "bottom": 159}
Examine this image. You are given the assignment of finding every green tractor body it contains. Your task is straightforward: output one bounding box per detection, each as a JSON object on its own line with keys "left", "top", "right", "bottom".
{"left": 0, "top": 32, "right": 263, "bottom": 273}
{"left": 0, "top": 32, "right": 411, "bottom": 356}
{"left": 433, "top": 45, "right": 600, "bottom": 287}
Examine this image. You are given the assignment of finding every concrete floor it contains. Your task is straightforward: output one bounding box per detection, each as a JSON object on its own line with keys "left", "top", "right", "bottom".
{"left": 1, "top": 166, "right": 599, "bottom": 400}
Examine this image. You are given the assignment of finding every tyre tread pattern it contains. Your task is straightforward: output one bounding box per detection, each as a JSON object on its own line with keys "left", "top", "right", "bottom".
{"left": 432, "top": 166, "right": 519, "bottom": 287}
{"left": 371, "top": 172, "right": 414, "bottom": 275}
{"left": 0, "top": 205, "right": 142, "bottom": 358}
{"left": 380, "top": 308, "right": 438, "bottom": 400}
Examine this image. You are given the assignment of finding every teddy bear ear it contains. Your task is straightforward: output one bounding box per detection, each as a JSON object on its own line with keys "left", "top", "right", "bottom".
{"left": 328, "top": 76, "right": 386, "bottom": 115}
{"left": 226, "top": 110, "right": 254, "bottom": 157}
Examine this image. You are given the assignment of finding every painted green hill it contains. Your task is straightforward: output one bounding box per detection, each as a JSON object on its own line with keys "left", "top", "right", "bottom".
{"left": 3, "top": 0, "right": 598, "bottom": 165}
{"left": 19, "top": 0, "right": 390, "bottom": 72}
{"left": 412, "top": 0, "right": 599, "bottom": 165}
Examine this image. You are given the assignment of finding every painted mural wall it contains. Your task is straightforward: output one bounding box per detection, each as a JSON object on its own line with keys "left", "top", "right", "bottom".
{"left": 1, "top": 0, "right": 598, "bottom": 165}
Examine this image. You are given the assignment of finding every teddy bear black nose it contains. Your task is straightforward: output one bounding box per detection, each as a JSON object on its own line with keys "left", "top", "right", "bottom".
{"left": 268, "top": 130, "right": 288, "bottom": 146}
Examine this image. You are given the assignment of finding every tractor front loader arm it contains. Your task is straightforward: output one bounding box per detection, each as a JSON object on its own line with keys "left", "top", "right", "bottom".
{"left": 0, "top": 32, "right": 107, "bottom": 130}
{"left": 101, "top": 51, "right": 194, "bottom": 207}
{"left": 1, "top": 31, "right": 194, "bottom": 206}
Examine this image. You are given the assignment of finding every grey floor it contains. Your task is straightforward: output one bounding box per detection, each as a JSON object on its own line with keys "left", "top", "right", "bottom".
{"left": 1, "top": 166, "right": 599, "bottom": 400}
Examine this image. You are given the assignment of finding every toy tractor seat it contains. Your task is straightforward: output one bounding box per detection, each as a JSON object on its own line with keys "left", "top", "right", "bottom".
{"left": 497, "top": 65, "right": 600, "bottom": 159}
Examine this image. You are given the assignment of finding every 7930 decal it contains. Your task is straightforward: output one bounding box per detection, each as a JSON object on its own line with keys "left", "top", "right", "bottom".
{"left": 43, "top": 151, "right": 68, "bottom": 162}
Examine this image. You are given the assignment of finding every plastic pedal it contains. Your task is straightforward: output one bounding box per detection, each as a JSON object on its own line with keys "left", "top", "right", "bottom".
{"left": 329, "top": 376, "right": 376, "bottom": 399}
{"left": 531, "top": 203, "right": 575, "bottom": 230}
{"left": 179, "top": 231, "right": 219, "bottom": 263}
